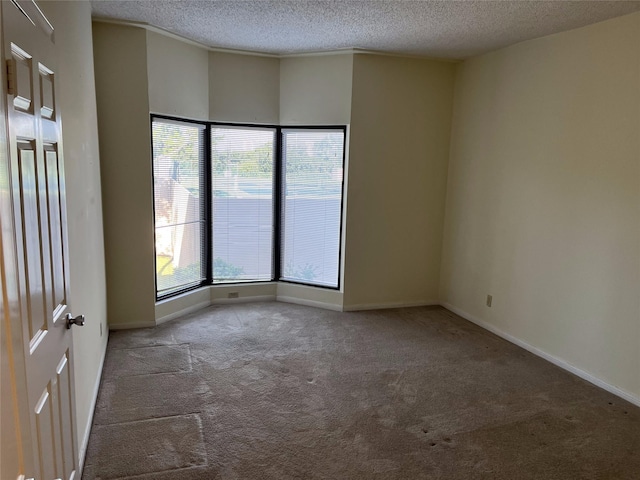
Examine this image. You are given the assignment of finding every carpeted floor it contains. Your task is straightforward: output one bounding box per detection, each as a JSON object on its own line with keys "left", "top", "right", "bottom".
{"left": 82, "top": 303, "right": 640, "bottom": 479}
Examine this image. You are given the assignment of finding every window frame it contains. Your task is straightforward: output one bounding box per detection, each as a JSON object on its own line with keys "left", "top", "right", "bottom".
{"left": 151, "top": 115, "right": 210, "bottom": 301}
{"left": 277, "top": 126, "right": 347, "bottom": 290}
{"left": 151, "top": 114, "right": 347, "bottom": 300}
{"left": 210, "top": 123, "right": 277, "bottom": 285}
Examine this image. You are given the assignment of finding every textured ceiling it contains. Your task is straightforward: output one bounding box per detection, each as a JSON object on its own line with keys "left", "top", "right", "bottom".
{"left": 90, "top": 1, "right": 640, "bottom": 59}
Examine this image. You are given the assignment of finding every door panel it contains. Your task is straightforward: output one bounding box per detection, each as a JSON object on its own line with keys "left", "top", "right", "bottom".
{"left": 2, "top": 1, "right": 78, "bottom": 479}
{"left": 34, "top": 383, "right": 58, "bottom": 479}
{"left": 45, "top": 145, "right": 66, "bottom": 314}
{"left": 39, "top": 64, "right": 55, "bottom": 120}
{"left": 8, "top": 43, "right": 33, "bottom": 113}
{"left": 14, "top": 141, "right": 48, "bottom": 348}
{"left": 56, "top": 351, "right": 75, "bottom": 480}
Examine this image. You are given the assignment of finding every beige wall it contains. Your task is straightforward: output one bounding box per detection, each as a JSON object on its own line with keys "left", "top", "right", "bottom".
{"left": 89, "top": 6, "right": 639, "bottom": 414}
{"left": 93, "top": 23, "right": 156, "bottom": 328}
{"left": 209, "top": 52, "right": 280, "bottom": 123}
{"left": 280, "top": 54, "right": 353, "bottom": 125}
{"left": 343, "top": 54, "right": 455, "bottom": 309}
{"left": 95, "top": 28, "right": 286, "bottom": 327}
{"left": 277, "top": 54, "right": 354, "bottom": 309}
{"left": 277, "top": 283, "right": 343, "bottom": 311}
{"left": 147, "top": 31, "right": 209, "bottom": 120}
{"left": 46, "top": 2, "right": 109, "bottom": 464}
{"left": 441, "top": 13, "right": 640, "bottom": 400}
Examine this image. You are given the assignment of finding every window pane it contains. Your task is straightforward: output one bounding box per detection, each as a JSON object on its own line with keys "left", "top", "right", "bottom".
{"left": 281, "top": 129, "right": 344, "bottom": 288}
{"left": 211, "top": 127, "right": 275, "bottom": 282}
{"left": 155, "top": 222, "right": 204, "bottom": 293}
{"left": 152, "top": 120, "right": 205, "bottom": 296}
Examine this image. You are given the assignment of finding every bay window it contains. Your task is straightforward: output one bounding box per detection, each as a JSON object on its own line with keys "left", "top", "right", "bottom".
{"left": 152, "top": 115, "right": 345, "bottom": 299}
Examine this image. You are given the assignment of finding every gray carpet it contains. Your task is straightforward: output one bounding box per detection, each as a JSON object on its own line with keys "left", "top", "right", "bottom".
{"left": 82, "top": 303, "right": 640, "bottom": 479}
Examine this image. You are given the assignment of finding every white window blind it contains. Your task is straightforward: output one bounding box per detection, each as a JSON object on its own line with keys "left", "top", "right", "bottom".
{"left": 211, "top": 127, "right": 275, "bottom": 282}
{"left": 152, "top": 119, "right": 206, "bottom": 297}
{"left": 281, "top": 129, "right": 344, "bottom": 288}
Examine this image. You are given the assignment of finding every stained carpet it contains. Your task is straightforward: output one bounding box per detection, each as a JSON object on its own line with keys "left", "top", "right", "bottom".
{"left": 82, "top": 303, "right": 640, "bottom": 479}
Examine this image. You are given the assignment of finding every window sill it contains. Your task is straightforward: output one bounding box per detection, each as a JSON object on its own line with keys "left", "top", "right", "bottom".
{"left": 155, "top": 282, "right": 344, "bottom": 324}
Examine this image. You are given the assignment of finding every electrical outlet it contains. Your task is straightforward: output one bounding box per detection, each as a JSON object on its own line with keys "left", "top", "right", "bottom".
{"left": 228, "top": 292, "right": 239, "bottom": 299}
{"left": 486, "top": 295, "right": 493, "bottom": 307}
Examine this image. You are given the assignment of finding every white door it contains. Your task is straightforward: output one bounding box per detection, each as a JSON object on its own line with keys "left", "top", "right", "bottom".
{"left": 2, "top": 1, "right": 80, "bottom": 479}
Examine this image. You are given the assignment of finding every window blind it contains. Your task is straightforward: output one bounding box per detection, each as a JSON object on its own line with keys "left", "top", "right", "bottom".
{"left": 281, "top": 129, "right": 344, "bottom": 288}
{"left": 152, "top": 119, "right": 206, "bottom": 297}
{"left": 211, "top": 127, "right": 275, "bottom": 283}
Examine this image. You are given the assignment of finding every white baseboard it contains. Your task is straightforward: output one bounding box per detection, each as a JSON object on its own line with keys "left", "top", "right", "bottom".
{"left": 156, "top": 300, "right": 211, "bottom": 325}
{"left": 212, "top": 295, "right": 276, "bottom": 305}
{"left": 76, "top": 334, "right": 108, "bottom": 477}
{"left": 108, "top": 320, "right": 156, "bottom": 330}
{"left": 342, "top": 300, "right": 439, "bottom": 312}
{"left": 277, "top": 295, "right": 343, "bottom": 312}
{"left": 441, "top": 302, "right": 640, "bottom": 408}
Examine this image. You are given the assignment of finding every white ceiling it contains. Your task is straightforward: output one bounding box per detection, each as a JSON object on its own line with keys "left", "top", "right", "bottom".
{"left": 90, "top": 1, "right": 640, "bottom": 59}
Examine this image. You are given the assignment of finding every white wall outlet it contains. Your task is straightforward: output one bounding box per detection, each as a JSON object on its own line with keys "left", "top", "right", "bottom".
{"left": 228, "top": 292, "right": 239, "bottom": 299}
{"left": 486, "top": 295, "right": 493, "bottom": 307}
